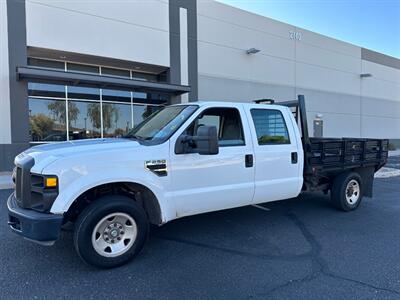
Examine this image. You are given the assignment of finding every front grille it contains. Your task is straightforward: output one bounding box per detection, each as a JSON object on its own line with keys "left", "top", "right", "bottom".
{"left": 13, "top": 155, "right": 35, "bottom": 208}
{"left": 13, "top": 156, "right": 58, "bottom": 212}
{"left": 15, "top": 167, "right": 22, "bottom": 199}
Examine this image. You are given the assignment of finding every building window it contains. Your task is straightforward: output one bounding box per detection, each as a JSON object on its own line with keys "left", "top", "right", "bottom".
{"left": 67, "top": 86, "right": 100, "bottom": 100}
{"left": 27, "top": 58, "right": 65, "bottom": 70}
{"left": 101, "top": 67, "right": 131, "bottom": 78}
{"left": 67, "top": 62, "right": 99, "bottom": 74}
{"left": 28, "top": 85, "right": 164, "bottom": 142}
{"left": 102, "top": 102, "right": 131, "bottom": 138}
{"left": 29, "top": 98, "right": 67, "bottom": 142}
{"left": 27, "top": 57, "right": 167, "bottom": 83}
{"left": 67, "top": 100, "right": 102, "bottom": 140}
{"left": 102, "top": 89, "right": 131, "bottom": 103}
{"left": 28, "top": 83, "right": 65, "bottom": 98}
{"left": 250, "top": 109, "right": 290, "bottom": 145}
{"left": 27, "top": 59, "right": 168, "bottom": 142}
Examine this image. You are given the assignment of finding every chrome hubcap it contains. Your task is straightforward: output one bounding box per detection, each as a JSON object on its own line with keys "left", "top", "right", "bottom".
{"left": 345, "top": 179, "right": 360, "bottom": 205}
{"left": 92, "top": 213, "right": 137, "bottom": 257}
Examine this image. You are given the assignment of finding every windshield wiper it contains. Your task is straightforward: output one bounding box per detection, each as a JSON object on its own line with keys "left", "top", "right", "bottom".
{"left": 125, "top": 134, "right": 146, "bottom": 141}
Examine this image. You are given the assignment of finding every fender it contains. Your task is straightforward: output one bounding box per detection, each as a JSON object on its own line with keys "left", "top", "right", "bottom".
{"left": 50, "top": 171, "right": 176, "bottom": 224}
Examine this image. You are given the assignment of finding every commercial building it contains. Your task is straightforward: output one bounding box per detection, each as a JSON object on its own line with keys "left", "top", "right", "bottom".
{"left": 1, "top": 0, "right": 399, "bottom": 171}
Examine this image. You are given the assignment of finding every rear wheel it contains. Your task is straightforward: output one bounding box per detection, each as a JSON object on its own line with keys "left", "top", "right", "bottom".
{"left": 331, "top": 172, "right": 363, "bottom": 211}
{"left": 73, "top": 195, "right": 148, "bottom": 268}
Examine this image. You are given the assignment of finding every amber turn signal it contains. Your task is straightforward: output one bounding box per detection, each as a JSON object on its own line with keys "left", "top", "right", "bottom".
{"left": 45, "top": 177, "right": 57, "bottom": 188}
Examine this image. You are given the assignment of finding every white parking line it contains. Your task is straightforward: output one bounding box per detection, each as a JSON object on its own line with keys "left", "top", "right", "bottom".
{"left": 375, "top": 167, "right": 400, "bottom": 178}
{"left": 252, "top": 204, "right": 271, "bottom": 212}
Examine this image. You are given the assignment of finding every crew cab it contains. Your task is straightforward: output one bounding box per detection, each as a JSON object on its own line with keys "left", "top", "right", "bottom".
{"left": 7, "top": 95, "right": 388, "bottom": 268}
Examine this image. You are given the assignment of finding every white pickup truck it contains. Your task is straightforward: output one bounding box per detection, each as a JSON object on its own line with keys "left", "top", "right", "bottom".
{"left": 8, "top": 95, "right": 388, "bottom": 268}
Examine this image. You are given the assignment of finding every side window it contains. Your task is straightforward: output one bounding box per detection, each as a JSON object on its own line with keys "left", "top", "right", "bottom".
{"left": 184, "top": 107, "right": 245, "bottom": 147}
{"left": 250, "top": 109, "right": 290, "bottom": 145}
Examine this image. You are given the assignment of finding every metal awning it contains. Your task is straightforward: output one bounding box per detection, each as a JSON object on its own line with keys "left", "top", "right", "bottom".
{"left": 17, "top": 66, "right": 190, "bottom": 95}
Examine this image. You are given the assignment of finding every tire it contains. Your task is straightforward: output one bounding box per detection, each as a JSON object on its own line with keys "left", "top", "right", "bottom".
{"left": 331, "top": 172, "right": 363, "bottom": 212}
{"left": 73, "top": 195, "right": 148, "bottom": 268}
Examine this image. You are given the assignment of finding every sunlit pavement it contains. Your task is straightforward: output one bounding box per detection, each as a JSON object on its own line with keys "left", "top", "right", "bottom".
{"left": 1, "top": 157, "right": 399, "bottom": 299}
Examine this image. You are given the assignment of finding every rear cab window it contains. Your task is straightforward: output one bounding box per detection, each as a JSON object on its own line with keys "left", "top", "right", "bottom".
{"left": 250, "top": 109, "right": 290, "bottom": 145}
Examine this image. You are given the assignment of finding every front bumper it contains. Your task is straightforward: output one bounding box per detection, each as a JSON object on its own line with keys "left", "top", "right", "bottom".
{"left": 7, "top": 193, "right": 63, "bottom": 245}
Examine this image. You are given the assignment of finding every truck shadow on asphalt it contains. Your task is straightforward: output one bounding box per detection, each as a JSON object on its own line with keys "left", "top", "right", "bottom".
{"left": 56, "top": 192, "right": 337, "bottom": 266}
{"left": 56, "top": 192, "right": 333, "bottom": 267}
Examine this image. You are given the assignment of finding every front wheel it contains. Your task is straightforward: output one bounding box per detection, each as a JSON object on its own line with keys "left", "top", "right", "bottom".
{"left": 73, "top": 195, "right": 148, "bottom": 268}
{"left": 331, "top": 172, "right": 363, "bottom": 212}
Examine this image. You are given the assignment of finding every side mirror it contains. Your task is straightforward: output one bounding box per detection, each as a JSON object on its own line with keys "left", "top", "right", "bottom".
{"left": 175, "top": 125, "right": 219, "bottom": 155}
{"left": 196, "top": 126, "right": 219, "bottom": 155}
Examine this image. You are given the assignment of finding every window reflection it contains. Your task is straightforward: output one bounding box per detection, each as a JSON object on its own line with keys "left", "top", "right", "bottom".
{"left": 132, "top": 105, "right": 161, "bottom": 128}
{"left": 102, "top": 102, "right": 131, "bottom": 138}
{"left": 101, "top": 67, "right": 130, "bottom": 78}
{"left": 67, "top": 86, "right": 100, "bottom": 100}
{"left": 133, "top": 92, "right": 147, "bottom": 99}
{"left": 29, "top": 98, "right": 67, "bottom": 142}
{"left": 28, "top": 83, "right": 65, "bottom": 98}
{"left": 68, "top": 101, "right": 101, "bottom": 140}
{"left": 28, "top": 81, "right": 166, "bottom": 142}
{"left": 102, "top": 89, "right": 131, "bottom": 103}
{"left": 28, "top": 58, "right": 65, "bottom": 70}
{"left": 67, "top": 63, "right": 99, "bottom": 74}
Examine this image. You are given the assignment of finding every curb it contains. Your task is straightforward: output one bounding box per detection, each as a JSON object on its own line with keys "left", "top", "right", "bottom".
{"left": 0, "top": 172, "right": 13, "bottom": 190}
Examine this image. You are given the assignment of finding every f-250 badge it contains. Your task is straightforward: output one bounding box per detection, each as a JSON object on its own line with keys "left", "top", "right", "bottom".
{"left": 145, "top": 160, "right": 167, "bottom": 177}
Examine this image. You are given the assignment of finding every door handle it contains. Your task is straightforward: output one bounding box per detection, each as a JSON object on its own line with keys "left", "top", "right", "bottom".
{"left": 245, "top": 154, "right": 253, "bottom": 168}
{"left": 291, "top": 152, "right": 298, "bottom": 164}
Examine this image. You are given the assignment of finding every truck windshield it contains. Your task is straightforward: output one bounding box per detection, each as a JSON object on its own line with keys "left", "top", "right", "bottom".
{"left": 125, "top": 105, "right": 198, "bottom": 143}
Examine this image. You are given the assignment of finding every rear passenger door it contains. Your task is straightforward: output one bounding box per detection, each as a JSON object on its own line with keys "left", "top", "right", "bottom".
{"left": 245, "top": 106, "right": 303, "bottom": 204}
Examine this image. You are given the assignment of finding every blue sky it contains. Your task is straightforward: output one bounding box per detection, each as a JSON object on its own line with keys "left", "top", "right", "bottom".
{"left": 216, "top": 0, "right": 400, "bottom": 58}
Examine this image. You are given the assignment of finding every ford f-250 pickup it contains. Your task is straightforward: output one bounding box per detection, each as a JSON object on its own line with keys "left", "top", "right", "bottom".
{"left": 7, "top": 95, "right": 388, "bottom": 268}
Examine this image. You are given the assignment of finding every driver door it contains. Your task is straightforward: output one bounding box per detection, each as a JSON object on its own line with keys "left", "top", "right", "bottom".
{"left": 168, "top": 105, "right": 255, "bottom": 218}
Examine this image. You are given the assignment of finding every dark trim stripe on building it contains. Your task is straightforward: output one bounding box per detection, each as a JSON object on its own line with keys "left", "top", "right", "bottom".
{"left": 1, "top": 0, "right": 30, "bottom": 171}
{"left": 169, "top": 0, "right": 198, "bottom": 102}
{"left": 362, "top": 48, "right": 400, "bottom": 70}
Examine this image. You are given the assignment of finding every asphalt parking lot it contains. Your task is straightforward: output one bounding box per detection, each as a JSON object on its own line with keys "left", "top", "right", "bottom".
{"left": 1, "top": 157, "right": 400, "bottom": 299}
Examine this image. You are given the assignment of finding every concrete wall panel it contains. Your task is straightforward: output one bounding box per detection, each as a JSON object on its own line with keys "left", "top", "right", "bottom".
{"left": 307, "top": 111, "right": 361, "bottom": 138}
{"left": 296, "top": 42, "right": 360, "bottom": 74}
{"left": 361, "top": 77, "right": 400, "bottom": 102}
{"left": 362, "top": 97, "right": 400, "bottom": 119}
{"left": 296, "top": 88, "right": 360, "bottom": 115}
{"left": 197, "top": 15, "right": 295, "bottom": 60}
{"left": 198, "top": 42, "right": 295, "bottom": 86}
{"left": 298, "top": 28, "right": 361, "bottom": 58}
{"left": 198, "top": 41, "right": 250, "bottom": 80}
{"left": 198, "top": 74, "right": 295, "bottom": 102}
{"left": 362, "top": 60, "right": 400, "bottom": 83}
{"left": 361, "top": 116, "right": 400, "bottom": 139}
{"left": 29, "top": 0, "right": 169, "bottom": 32}
{"left": 197, "top": 0, "right": 295, "bottom": 40}
{"left": 26, "top": 0, "right": 170, "bottom": 66}
{"left": 296, "top": 62, "right": 361, "bottom": 96}
{"left": 247, "top": 54, "right": 295, "bottom": 86}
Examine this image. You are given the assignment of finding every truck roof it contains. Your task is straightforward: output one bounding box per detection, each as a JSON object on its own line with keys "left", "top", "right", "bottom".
{"left": 172, "top": 101, "right": 285, "bottom": 110}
